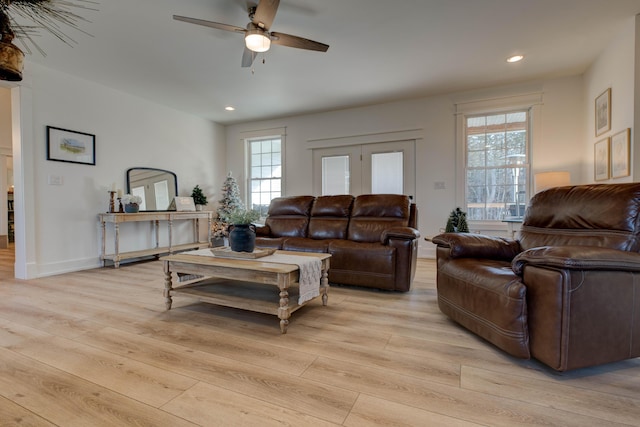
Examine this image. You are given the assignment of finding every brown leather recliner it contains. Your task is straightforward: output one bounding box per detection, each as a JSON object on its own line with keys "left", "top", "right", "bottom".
{"left": 255, "top": 194, "right": 420, "bottom": 291}
{"left": 433, "top": 183, "right": 640, "bottom": 371}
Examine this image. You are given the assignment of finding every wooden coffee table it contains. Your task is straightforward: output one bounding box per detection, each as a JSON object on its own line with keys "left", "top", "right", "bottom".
{"left": 162, "top": 250, "right": 331, "bottom": 333}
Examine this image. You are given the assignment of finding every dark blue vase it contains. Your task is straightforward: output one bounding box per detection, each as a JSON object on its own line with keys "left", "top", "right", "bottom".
{"left": 124, "top": 203, "right": 139, "bottom": 213}
{"left": 229, "top": 224, "right": 256, "bottom": 252}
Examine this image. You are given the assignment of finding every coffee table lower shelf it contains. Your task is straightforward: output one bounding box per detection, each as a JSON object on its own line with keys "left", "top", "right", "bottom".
{"left": 170, "top": 279, "right": 308, "bottom": 317}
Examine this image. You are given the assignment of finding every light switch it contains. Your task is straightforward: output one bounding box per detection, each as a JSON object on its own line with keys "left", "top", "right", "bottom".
{"left": 434, "top": 181, "right": 446, "bottom": 190}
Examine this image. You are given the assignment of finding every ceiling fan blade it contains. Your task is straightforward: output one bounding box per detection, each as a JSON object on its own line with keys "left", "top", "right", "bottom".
{"left": 173, "top": 15, "right": 246, "bottom": 34}
{"left": 252, "top": 0, "right": 280, "bottom": 30}
{"left": 242, "top": 47, "right": 257, "bottom": 67}
{"left": 270, "top": 32, "right": 329, "bottom": 52}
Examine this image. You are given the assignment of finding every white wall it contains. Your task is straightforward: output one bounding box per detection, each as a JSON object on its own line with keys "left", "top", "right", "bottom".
{"left": 225, "top": 76, "right": 585, "bottom": 257}
{"left": 583, "top": 16, "right": 637, "bottom": 183}
{"left": 15, "top": 63, "right": 226, "bottom": 277}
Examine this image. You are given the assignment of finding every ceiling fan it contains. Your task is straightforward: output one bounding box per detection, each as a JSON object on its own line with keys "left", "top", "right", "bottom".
{"left": 173, "top": 0, "right": 329, "bottom": 68}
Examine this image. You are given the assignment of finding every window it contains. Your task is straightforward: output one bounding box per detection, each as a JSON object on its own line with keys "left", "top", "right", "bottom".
{"left": 465, "top": 110, "right": 529, "bottom": 221}
{"left": 248, "top": 137, "right": 282, "bottom": 217}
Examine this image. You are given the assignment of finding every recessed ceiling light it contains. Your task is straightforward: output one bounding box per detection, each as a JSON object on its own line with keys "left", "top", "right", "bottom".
{"left": 225, "top": 106, "right": 235, "bottom": 111}
{"left": 507, "top": 55, "right": 524, "bottom": 63}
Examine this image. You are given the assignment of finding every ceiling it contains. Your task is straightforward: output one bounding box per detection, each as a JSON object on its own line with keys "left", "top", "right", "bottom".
{"left": 9, "top": 0, "right": 640, "bottom": 124}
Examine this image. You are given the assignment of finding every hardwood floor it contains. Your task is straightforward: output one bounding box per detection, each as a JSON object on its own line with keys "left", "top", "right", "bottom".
{"left": 1, "top": 245, "right": 639, "bottom": 426}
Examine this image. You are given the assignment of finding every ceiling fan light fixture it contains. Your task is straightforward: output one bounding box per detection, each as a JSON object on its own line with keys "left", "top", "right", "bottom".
{"left": 245, "top": 29, "right": 271, "bottom": 53}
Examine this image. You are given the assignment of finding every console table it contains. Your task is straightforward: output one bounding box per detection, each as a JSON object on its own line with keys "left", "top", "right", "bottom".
{"left": 99, "top": 211, "right": 212, "bottom": 267}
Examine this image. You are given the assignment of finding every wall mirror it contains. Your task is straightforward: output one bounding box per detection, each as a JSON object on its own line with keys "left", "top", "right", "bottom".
{"left": 126, "top": 167, "right": 178, "bottom": 211}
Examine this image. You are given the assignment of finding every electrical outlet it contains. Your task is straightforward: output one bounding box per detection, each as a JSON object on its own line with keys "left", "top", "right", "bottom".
{"left": 48, "top": 175, "right": 63, "bottom": 185}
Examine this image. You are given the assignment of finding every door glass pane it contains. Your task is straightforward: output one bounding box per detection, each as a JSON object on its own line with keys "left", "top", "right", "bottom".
{"left": 322, "top": 156, "right": 349, "bottom": 195}
{"left": 371, "top": 152, "right": 403, "bottom": 194}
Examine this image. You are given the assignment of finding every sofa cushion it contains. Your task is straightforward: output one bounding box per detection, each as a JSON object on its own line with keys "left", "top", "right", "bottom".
{"left": 520, "top": 183, "right": 640, "bottom": 251}
{"left": 308, "top": 195, "right": 354, "bottom": 240}
{"left": 264, "top": 196, "right": 315, "bottom": 238}
{"left": 348, "top": 194, "right": 410, "bottom": 243}
{"left": 254, "top": 236, "right": 285, "bottom": 249}
{"left": 436, "top": 249, "right": 530, "bottom": 359}
{"left": 282, "top": 237, "right": 330, "bottom": 253}
{"left": 328, "top": 240, "right": 396, "bottom": 290}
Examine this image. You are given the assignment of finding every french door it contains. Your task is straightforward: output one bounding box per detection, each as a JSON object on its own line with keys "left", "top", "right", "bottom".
{"left": 312, "top": 140, "right": 415, "bottom": 199}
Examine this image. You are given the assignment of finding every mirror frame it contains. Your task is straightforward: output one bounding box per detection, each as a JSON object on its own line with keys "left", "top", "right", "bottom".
{"left": 126, "top": 167, "right": 178, "bottom": 211}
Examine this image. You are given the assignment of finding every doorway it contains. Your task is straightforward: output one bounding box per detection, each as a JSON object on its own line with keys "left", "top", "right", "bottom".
{"left": 312, "top": 140, "right": 416, "bottom": 199}
{"left": 0, "top": 86, "right": 13, "bottom": 251}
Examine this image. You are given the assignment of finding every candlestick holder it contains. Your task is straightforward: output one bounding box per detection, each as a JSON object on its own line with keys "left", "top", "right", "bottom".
{"left": 118, "top": 197, "right": 124, "bottom": 213}
{"left": 108, "top": 191, "right": 116, "bottom": 213}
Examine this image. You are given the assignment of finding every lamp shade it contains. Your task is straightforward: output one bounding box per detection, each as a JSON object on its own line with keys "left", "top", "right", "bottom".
{"left": 534, "top": 171, "right": 570, "bottom": 193}
{"left": 245, "top": 30, "right": 271, "bottom": 53}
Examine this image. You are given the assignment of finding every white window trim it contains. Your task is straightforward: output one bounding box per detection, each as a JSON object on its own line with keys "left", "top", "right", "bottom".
{"left": 242, "top": 127, "right": 286, "bottom": 212}
{"left": 455, "top": 93, "right": 543, "bottom": 227}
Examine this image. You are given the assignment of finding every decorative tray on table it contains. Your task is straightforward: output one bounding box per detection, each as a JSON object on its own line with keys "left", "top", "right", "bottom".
{"left": 210, "top": 247, "right": 276, "bottom": 259}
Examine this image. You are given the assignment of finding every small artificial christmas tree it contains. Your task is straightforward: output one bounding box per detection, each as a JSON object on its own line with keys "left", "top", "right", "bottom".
{"left": 445, "top": 207, "right": 469, "bottom": 233}
{"left": 217, "top": 172, "right": 245, "bottom": 222}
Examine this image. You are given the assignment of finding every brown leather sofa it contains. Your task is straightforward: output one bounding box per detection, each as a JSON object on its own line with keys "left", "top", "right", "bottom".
{"left": 254, "top": 194, "right": 420, "bottom": 291}
{"left": 433, "top": 183, "right": 640, "bottom": 371}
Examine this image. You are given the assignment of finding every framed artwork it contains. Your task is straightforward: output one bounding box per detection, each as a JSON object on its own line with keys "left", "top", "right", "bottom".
{"left": 611, "top": 128, "right": 631, "bottom": 178}
{"left": 595, "top": 88, "right": 611, "bottom": 136}
{"left": 46, "top": 126, "right": 96, "bottom": 165}
{"left": 594, "top": 137, "right": 610, "bottom": 181}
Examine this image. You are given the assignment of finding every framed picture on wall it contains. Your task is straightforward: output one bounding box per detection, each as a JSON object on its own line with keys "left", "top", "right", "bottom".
{"left": 594, "top": 137, "right": 610, "bottom": 181}
{"left": 595, "top": 88, "right": 611, "bottom": 136}
{"left": 46, "top": 126, "right": 96, "bottom": 165}
{"left": 611, "top": 128, "right": 631, "bottom": 178}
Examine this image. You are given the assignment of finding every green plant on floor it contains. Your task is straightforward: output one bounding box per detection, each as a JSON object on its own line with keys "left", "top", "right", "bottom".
{"left": 445, "top": 207, "right": 469, "bottom": 233}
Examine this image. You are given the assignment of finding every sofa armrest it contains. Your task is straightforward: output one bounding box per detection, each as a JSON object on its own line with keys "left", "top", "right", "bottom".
{"left": 381, "top": 227, "right": 420, "bottom": 243}
{"left": 432, "top": 233, "right": 521, "bottom": 261}
{"left": 512, "top": 245, "right": 640, "bottom": 275}
{"left": 254, "top": 224, "right": 271, "bottom": 237}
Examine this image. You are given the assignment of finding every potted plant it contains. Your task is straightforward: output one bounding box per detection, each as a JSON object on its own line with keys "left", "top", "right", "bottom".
{"left": 445, "top": 207, "right": 469, "bottom": 232}
{"left": 122, "top": 194, "right": 143, "bottom": 213}
{"left": 191, "top": 185, "right": 208, "bottom": 211}
{"left": 221, "top": 208, "right": 261, "bottom": 252}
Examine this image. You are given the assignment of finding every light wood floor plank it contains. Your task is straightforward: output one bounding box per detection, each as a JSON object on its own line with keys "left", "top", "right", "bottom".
{"left": 344, "top": 394, "right": 482, "bottom": 427}
{"left": 76, "top": 326, "right": 358, "bottom": 424}
{"left": 162, "top": 381, "right": 341, "bottom": 426}
{"left": 302, "top": 356, "right": 627, "bottom": 426}
{"left": 461, "top": 365, "right": 640, "bottom": 425}
{"left": 0, "top": 395, "right": 56, "bottom": 427}
{"left": 9, "top": 334, "right": 199, "bottom": 408}
{"left": 0, "top": 347, "right": 198, "bottom": 426}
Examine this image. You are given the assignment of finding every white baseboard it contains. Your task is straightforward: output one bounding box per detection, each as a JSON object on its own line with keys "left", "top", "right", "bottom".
{"left": 35, "top": 257, "right": 102, "bottom": 278}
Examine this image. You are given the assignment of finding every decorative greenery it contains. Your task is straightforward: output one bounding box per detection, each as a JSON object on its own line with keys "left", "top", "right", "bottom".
{"left": 121, "top": 194, "right": 142, "bottom": 205}
{"left": 1, "top": 0, "right": 98, "bottom": 55}
{"left": 217, "top": 172, "right": 244, "bottom": 221}
{"left": 222, "top": 208, "right": 260, "bottom": 225}
{"left": 191, "top": 185, "right": 208, "bottom": 206}
{"left": 445, "top": 207, "right": 469, "bottom": 233}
